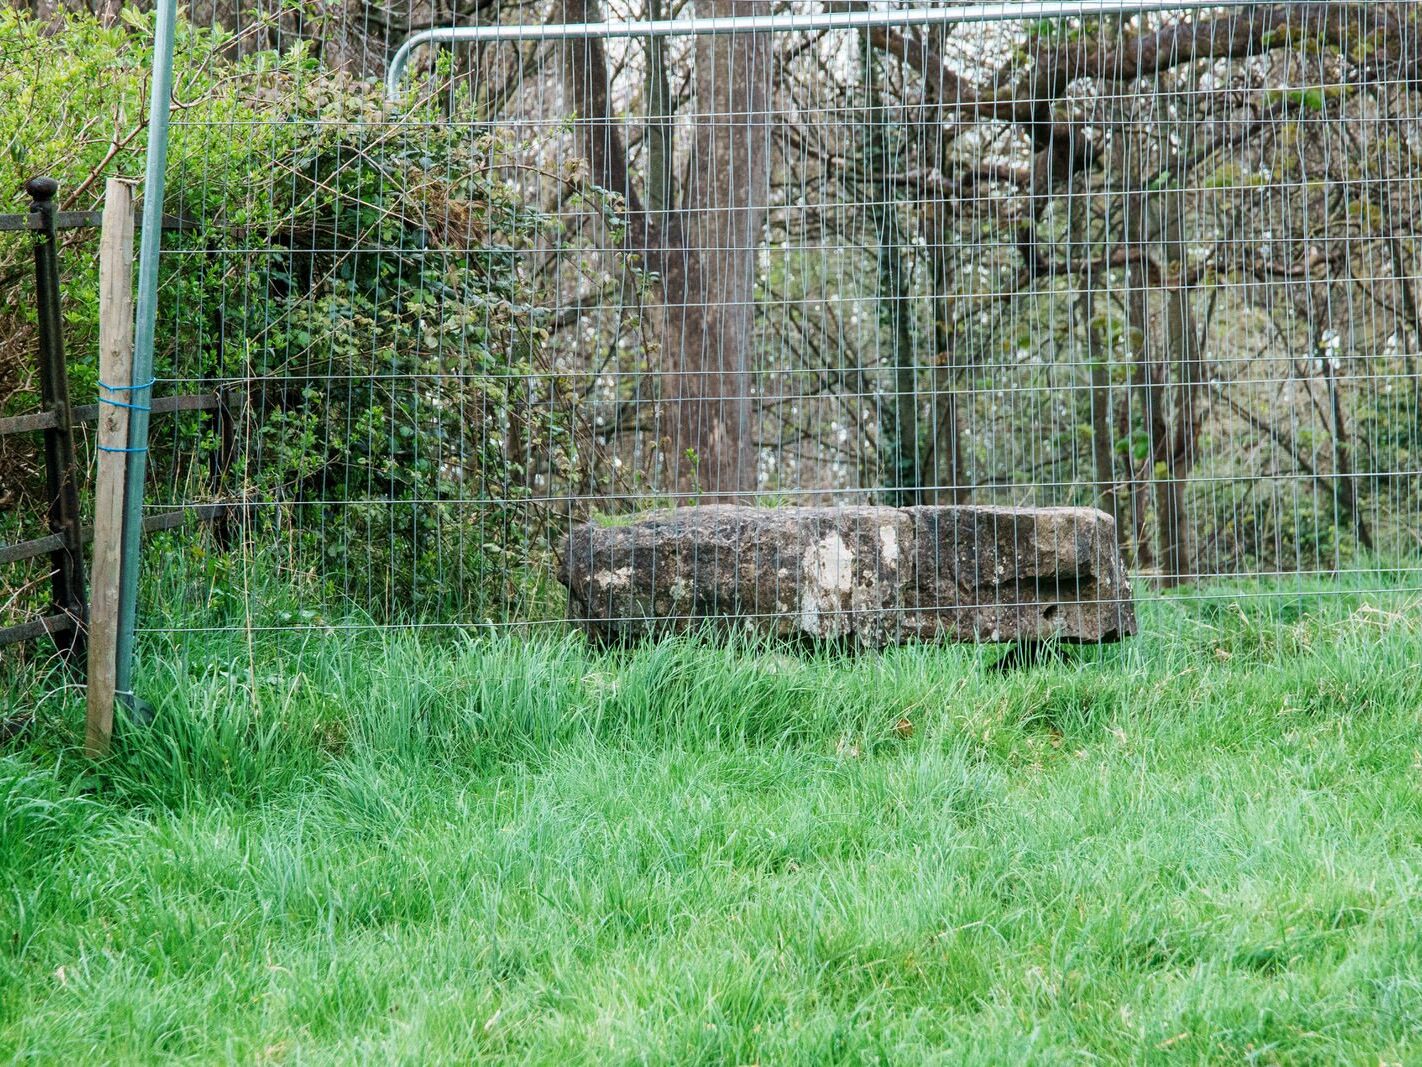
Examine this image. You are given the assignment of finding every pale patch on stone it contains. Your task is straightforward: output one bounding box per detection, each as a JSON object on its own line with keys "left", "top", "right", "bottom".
{"left": 800, "top": 531, "right": 854, "bottom": 635}
{"left": 799, "top": 590, "right": 820, "bottom": 633}
{"left": 805, "top": 532, "right": 853, "bottom": 593}
{"left": 594, "top": 567, "right": 633, "bottom": 590}
{"left": 879, "top": 525, "right": 900, "bottom": 568}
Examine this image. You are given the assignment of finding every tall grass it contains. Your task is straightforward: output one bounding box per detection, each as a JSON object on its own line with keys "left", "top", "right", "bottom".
{"left": 2, "top": 565, "right": 1421, "bottom": 1062}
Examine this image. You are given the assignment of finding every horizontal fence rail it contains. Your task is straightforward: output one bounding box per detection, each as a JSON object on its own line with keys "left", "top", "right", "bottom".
{"left": 0, "top": 392, "right": 225, "bottom": 437}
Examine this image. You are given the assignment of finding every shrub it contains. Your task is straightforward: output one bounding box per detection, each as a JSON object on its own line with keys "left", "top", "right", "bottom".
{"left": 1, "top": 11, "right": 584, "bottom": 622}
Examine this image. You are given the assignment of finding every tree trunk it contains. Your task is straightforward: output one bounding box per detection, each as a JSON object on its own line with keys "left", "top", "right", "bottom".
{"left": 1143, "top": 332, "right": 1174, "bottom": 583}
{"left": 662, "top": 0, "right": 772, "bottom": 500}
{"left": 560, "top": 0, "right": 772, "bottom": 502}
{"left": 1123, "top": 192, "right": 1158, "bottom": 571}
{"left": 922, "top": 216, "right": 967, "bottom": 506}
{"left": 861, "top": 36, "right": 919, "bottom": 505}
{"left": 644, "top": 0, "right": 674, "bottom": 221}
{"left": 883, "top": 223, "right": 919, "bottom": 507}
{"left": 1374, "top": 181, "right": 1422, "bottom": 436}
{"left": 1072, "top": 177, "right": 1118, "bottom": 539}
{"left": 1157, "top": 192, "right": 1204, "bottom": 585}
{"left": 1156, "top": 281, "right": 1194, "bottom": 585}
{"left": 1082, "top": 289, "right": 1119, "bottom": 536}
{"left": 1319, "top": 339, "right": 1374, "bottom": 553}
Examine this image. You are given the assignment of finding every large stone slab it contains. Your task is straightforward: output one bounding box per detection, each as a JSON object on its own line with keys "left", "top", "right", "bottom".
{"left": 901, "top": 505, "right": 1134, "bottom": 643}
{"left": 560, "top": 505, "right": 1136, "bottom": 645}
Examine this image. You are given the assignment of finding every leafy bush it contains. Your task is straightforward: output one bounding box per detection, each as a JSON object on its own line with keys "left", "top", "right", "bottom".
{"left": 1, "top": 9, "right": 249, "bottom": 623}
{"left": 163, "top": 61, "right": 576, "bottom": 618}
{"left": 1, "top": 11, "right": 582, "bottom": 621}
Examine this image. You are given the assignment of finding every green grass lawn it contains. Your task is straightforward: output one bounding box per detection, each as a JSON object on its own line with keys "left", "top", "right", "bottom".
{"left": 3, "top": 570, "right": 1422, "bottom": 1063}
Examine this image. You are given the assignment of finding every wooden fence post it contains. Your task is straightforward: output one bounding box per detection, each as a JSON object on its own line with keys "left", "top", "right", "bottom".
{"left": 86, "top": 179, "right": 136, "bottom": 758}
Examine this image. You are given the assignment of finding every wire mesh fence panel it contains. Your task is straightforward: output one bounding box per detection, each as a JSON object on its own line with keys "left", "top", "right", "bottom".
{"left": 134, "top": 1, "right": 1421, "bottom": 640}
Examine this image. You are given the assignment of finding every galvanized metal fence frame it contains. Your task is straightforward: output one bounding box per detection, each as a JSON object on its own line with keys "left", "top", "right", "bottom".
{"left": 110, "top": 0, "right": 1422, "bottom": 691}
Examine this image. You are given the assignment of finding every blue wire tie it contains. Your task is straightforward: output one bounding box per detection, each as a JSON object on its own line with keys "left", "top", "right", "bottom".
{"left": 98, "top": 445, "right": 149, "bottom": 454}
{"left": 97, "top": 377, "right": 157, "bottom": 412}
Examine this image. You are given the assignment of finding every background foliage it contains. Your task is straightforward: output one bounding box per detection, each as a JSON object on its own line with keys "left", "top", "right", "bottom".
{"left": 2, "top": 10, "right": 582, "bottom": 631}
{"left": 2, "top": 3, "right": 1421, "bottom": 644}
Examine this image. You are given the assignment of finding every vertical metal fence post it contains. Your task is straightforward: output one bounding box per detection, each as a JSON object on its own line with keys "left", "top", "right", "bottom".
{"left": 26, "top": 177, "right": 88, "bottom": 661}
{"left": 114, "top": 0, "right": 178, "bottom": 713}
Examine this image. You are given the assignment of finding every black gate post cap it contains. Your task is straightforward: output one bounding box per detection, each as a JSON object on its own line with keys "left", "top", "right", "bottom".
{"left": 25, "top": 177, "right": 59, "bottom": 203}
